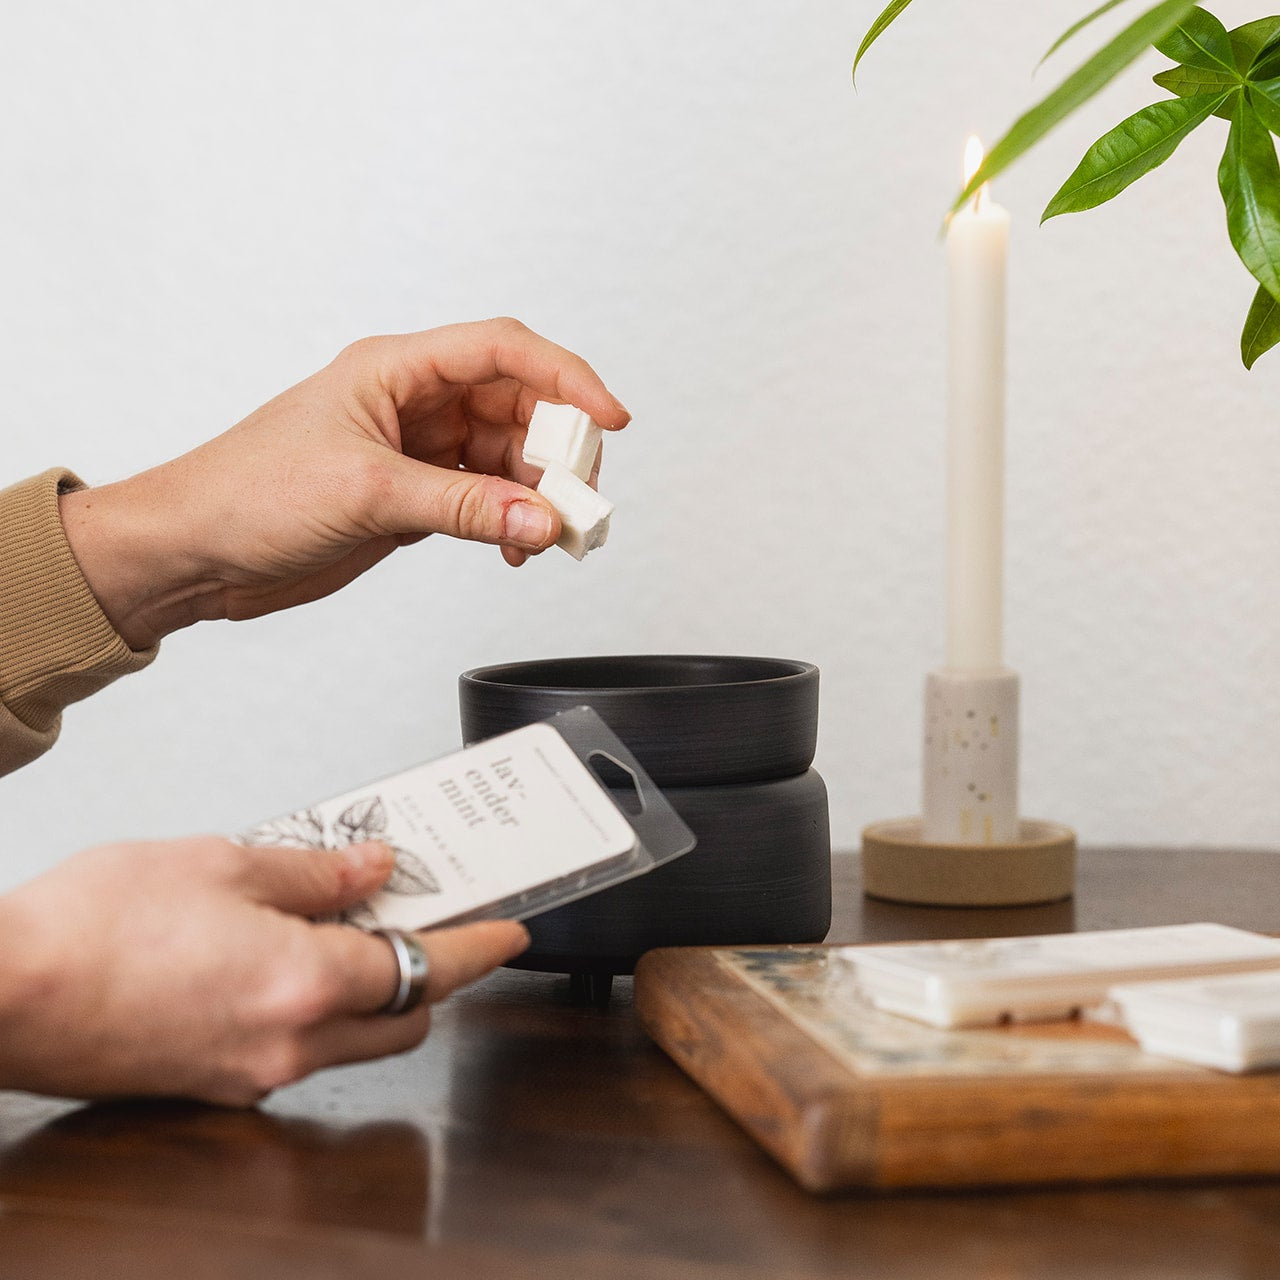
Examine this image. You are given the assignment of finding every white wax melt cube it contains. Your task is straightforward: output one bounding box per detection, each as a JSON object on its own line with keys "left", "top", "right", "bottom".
{"left": 524, "top": 401, "right": 603, "bottom": 482}
{"left": 1110, "top": 970, "right": 1280, "bottom": 1072}
{"left": 537, "top": 462, "right": 613, "bottom": 560}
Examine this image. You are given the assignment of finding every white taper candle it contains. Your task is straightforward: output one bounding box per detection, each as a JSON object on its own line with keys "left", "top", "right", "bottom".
{"left": 945, "top": 136, "right": 1010, "bottom": 671}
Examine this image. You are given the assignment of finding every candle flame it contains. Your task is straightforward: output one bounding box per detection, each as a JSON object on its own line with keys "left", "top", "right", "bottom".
{"left": 962, "top": 134, "right": 988, "bottom": 211}
{"left": 963, "top": 135, "right": 984, "bottom": 185}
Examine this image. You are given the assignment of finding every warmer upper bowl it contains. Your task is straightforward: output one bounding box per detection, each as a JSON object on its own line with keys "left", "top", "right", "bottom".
{"left": 459, "top": 654, "right": 819, "bottom": 787}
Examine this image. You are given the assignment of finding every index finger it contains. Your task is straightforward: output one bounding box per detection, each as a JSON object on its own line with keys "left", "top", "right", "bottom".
{"left": 385, "top": 318, "right": 630, "bottom": 431}
{"left": 317, "top": 918, "right": 531, "bottom": 1016}
{"left": 418, "top": 919, "right": 533, "bottom": 1003}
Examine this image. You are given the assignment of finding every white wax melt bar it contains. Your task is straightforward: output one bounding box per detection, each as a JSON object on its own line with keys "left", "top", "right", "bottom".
{"left": 1110, "top": 970, "right": 1280, "bottom": 1072}
{"left": 841, "top": 924, "right": 1280, "bottom": 1029}
{"left": 524, "top": 401, "right": 603, "bottom": 482}
{"left": 537, "top": 462, "right": 614, "bottom": 560}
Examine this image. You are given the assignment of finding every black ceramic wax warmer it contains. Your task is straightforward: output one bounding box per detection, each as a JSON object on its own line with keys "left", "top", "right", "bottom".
{"left": 458, "top": 655, "right": 832, "bottom": 1002}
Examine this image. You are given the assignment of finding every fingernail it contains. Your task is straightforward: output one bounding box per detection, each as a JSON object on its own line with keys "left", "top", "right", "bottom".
{"left": 610, "top": 396, "right": 630, "bottom": 424}
{"left": 503, "top": 500, "right": 554, "bottom": 549}
{"left": 343, "top": 842, "right": 391, "bottom": 872}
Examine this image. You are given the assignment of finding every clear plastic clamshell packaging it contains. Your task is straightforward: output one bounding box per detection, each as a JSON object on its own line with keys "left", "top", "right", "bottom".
{"left": 240, "top": 707, "right": 697, "bottom": 932}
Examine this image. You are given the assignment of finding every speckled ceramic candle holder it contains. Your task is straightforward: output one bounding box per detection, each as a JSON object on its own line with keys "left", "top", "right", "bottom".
{"left": 862, "top": 666, "right": 1075, "bottom": 907}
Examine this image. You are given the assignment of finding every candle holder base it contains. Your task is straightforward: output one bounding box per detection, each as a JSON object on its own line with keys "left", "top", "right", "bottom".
{"left": 861, "top": 817, "right": 1075, "bottom": 907}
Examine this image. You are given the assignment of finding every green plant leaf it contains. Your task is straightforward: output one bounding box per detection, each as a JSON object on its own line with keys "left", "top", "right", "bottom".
{"left": 1153, "top": 60, "right": 1241, "bottom": 119}
{"left": 1040, "top": 0, "right": 1135, "bottom": 67}
{"left": 1219, "top": 94, "right": 1280, "bottom": 302}
{"left": 1251, "top": 30, "right": 1280, "bottom": 80}
{"left": 1228, "top": 18, "right": 1280, "bottom": 72}
{"left": 853, "top": 0, "right": 916, "bottom": 85}
{"left": 1153, "top": 6, "right": 1237, "bottom": 75}
{"left": 1152, "top": 64, "right": 1240, "bottom": 96}
{"left": 952, "top": 0, "right": 1198, "bottom": 214}
{"left": 1241, "top": 283, "right": 1280, "bottom": 367}
{"left": 1043, "top": 90, "right": 1233, "bottom": 219}
{"left": 1250, "top": 76, "right": 1280, "bottom": 134}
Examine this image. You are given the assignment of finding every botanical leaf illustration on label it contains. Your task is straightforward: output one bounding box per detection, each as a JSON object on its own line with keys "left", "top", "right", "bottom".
{"left": 333, "top": 797, "right": 386, "bottom": 846}
{"left": 242, "top": 809, "right": 326, "bottom": 851}
{"left": 241, "top": 794, "right": 441, "bottom": 899}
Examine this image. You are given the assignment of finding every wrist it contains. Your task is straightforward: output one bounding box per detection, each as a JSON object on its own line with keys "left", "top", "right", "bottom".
{"left": 59, "top": 472, "right": 207, "bottom": 650}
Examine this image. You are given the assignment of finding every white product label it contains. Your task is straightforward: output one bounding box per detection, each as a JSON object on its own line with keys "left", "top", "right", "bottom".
{"left": 242, "top": 723, "right": 638, "bottom": 931}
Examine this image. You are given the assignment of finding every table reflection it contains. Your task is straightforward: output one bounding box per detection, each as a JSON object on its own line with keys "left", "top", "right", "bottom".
{"left": 0, "top": 1099, "right": 430, "bottom": 1237}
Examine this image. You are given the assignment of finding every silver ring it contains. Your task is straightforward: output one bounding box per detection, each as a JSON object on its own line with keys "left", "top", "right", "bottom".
{"left": 371, "top": 929, "right": 429, "bottom": 1016}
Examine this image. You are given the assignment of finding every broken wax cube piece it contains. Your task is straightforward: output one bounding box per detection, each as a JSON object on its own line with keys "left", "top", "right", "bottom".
{"left": 523, "top": 401, "right": 603, "bottom": 482}
{"left": 536, "top": 462, "right": 614, "bottom": 560}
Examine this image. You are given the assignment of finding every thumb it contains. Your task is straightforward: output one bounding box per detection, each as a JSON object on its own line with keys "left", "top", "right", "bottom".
{"left": 239, "top": 842, "right": 394, "bottom": 916}
{"left": 381, "top": 456, "right": 560, "bottom": 551}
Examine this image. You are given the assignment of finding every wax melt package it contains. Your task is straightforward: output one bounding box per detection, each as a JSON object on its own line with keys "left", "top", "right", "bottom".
{"left": 240, "top": 706, "right": 696, "bottom": 933}
{"left": 1109, "top": 969, "right": 1280, "bottom": 1073}
{"left": 840, "top": 924, "right": 1280, "bottom": 1029}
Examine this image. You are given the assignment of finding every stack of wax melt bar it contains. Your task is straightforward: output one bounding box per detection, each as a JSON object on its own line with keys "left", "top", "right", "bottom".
{"left": 841, "top": 924, "right": 1280, "bottom": 1041}
{"left": 523, "top": 402, "right": 614, "bottom": 560}
{"left": 1109, "top": 970, "right": 1280, "bottom": 1073}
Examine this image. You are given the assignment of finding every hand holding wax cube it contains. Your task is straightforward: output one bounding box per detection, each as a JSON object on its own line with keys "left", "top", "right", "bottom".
{"left": 0, "top": 318, "right": 632, "bottom": 1104}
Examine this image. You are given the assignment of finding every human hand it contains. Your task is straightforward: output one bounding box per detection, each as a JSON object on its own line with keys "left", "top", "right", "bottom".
{"left": 0, "top": 837, "right": 528, "bottom": 1105}
{"left": 58, "top": 318, "right": 629, "bottom": 649}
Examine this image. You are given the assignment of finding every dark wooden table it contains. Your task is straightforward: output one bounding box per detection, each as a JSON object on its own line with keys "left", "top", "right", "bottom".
{"left": 3, "top": 848, "right": 1280, "bottom": 1279}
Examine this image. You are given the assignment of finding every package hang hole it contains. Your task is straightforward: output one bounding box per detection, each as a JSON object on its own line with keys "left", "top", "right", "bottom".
{"left": 589, "top": 752, "right": 645, "bottom": 817}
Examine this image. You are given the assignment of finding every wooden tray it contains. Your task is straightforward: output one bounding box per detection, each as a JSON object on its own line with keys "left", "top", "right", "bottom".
{"left": 634, "top": 944, "right": 1280, "bottom": 1193}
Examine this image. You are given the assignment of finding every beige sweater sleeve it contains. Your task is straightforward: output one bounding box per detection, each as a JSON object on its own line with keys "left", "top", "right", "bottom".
{"left": 0, "top": 469, "right": 158, "bottom": 776}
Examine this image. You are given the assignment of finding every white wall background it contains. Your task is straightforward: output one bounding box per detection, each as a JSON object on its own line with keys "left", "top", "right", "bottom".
{"left": 1, "top": 0, "right": 1276, "bottom": 888}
